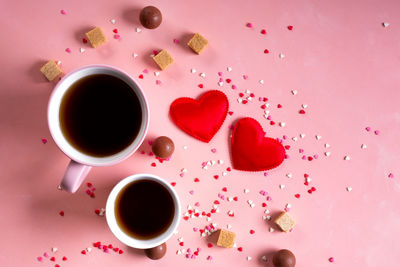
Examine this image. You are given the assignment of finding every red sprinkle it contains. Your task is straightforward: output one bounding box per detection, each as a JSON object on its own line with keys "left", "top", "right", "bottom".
{"left": 262, "top": 202, "right": 267, "bottom": 207}
{"left": 87, "top": 182, "right": 92, "bottom": 187}
{"left": 113, "top": 29, "right": 118, "bottom": 33}
{"left": 194, "top": 178, "right": 200, "bottom": 182}
{"left": 151, "top": 162, "right": 156, "bottom": 167}
{"left": 207, "top": 243, "right": 213, "bottom": 248}
{"left": 94, "top": 209, "right": 100, "bottom": 215}
{"left": 81, "top": 250, "right": 86, "bottom": 255}
{"left": 250, "top": 93, "right": 255, "bottom": 97}
{"left": 119, "top": 249, "right": 124, "bottom": 254}
{"left": 260, "top": 29, "right": 267, "bottom": 35}
{"left": 226, "top": 167, "right": 231, "bottom": 172}
{"left": 277, "top": 104, "right": 282, "bottom": 108}
{"left": 59, "top": 211, "right": 64, "bottom": 216}
{"left": 228, "top": 111, "right": 234, "bottom": 116}
{"left": 198, "top": 84, "right": 204, "bottom": 88}
{"left": 233, "top": 196, "right": 238, "bottom": 201}
{"left": 222, "top": 187, "right": 227, "bottom": 192}
{"left": 82, "top": 38, "right": 88, "bottom": 43}
{"left": 249, "top": 229, "right": 255, "bottom": 234}
{"left": 138, "top": 74, "right": 144, "bottom": 79}
{"left": 55, "top": 265, "right": 60, "bottom": 267}
{"left": 308, "top": 156, "right": 313, "bottom": 161}
{"left": 179, "top": 242, "right": 184, "bottom": 246}
{"left": 239, "top": 93, "right": 244, "bottom": 97}
{"left": 311, "top": 186, "right": 316, "bottom": 192}
{"left": 90, "top": 192, "right": 95, "bottom": 198}
{"left": 246, "top": 23, "right": 253, "bottom": 28}
{"left": 113, "top": 248, "right": 119, "bottom": 252}
{"left": 299, "top": 109, "right": 306, "bottom": 114}
{"left": 41, "top": 138, "right": 47, "bottom": 144}
{"left": 62, "top": 256, "right": 67, "bottom": 261}
{"left": 171, "top": 182, "right": 176, "bottom": 187}
{"left": 304, "top": 174, "right": 309, "bottom": 178}
{"left": 214, "top": 200, "right": 220, "bottom": 204}
{"left": 238, "top": 247, "right": 243, "bottom": 252}
{"left": 50, "top": 257, "right": 55, "bottom": 262}
{"left": 226, "top": 79, "right": 231, "bottom": 83}
{"left": 264, "top": 49, "right": 269, "bottom": 54}
{"left": 270, "top": 121, "right": 275, "bottom": 125}
{"left": 287, "top": 25, "right": 294, "bottom": 30}
{"left": 213, "top": 175, "right": 219, "bottom": 179}
{"left": 183, "top": 216, "right": 189, "bottom": 220}
{"left": 295, "top": 194, "right": 301, "bottom": 198}
{"left": 308, "top": 189, "right": 313, "bottom": 194}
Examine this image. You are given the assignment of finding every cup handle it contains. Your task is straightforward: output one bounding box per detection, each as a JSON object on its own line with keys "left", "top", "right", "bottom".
{"left": 60, "top": 160, "right": 92, "bottom": 193}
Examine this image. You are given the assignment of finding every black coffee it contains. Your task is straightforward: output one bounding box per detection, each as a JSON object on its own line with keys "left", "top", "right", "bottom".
{"left": 115, "top": 179, "right": 175, "bottom": 240}
{"left": 59, "top": 74, "right": 142, "bottom": 157}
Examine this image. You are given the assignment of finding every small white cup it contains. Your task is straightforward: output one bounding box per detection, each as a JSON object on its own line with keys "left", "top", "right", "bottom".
{"left": 106, "top": 174, "right": 181, "bottom": 249}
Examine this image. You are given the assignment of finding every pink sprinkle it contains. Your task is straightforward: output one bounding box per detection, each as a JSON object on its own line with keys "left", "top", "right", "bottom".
{"left": 202, "top": 162, "right": 207, "bottom": 167}
{"left": 187, "top": 248, "right": 192, "bottom": 253}
{"left": 44, "top": 252, "right": 49, "bottom": 258}
{"left": 156, "top": 80, "right": 162, "bottom": 85}
{"left": 283, "top": 135, "right": 287, "bottom": 140}
{"left": 277, "top": 138, "right": 282, "bottom": 143}
{"left": 232, "top": 84, "right": 237, "bottom": 89}
{"left": 37, "top": 257, "right": 43, "bottom": 262}
{"left": 148, "top": 140, "right": 153, "bottom": 145}
{"left": 41, "top": 138, "right": 47, "bottom": 144}
{"left": 229, "top": 125, "right": 234, "bottom": 130}
{"left": 258, "top": 97, "right": 263, "bottom": 101}
{"left": 60, "top": 9, "right": 66, "bottom": 15}
{"left": 314, "top": 154, "right": 319, "bottom": 159}
{"left": 264, "top": 172, "right": 268, "bottom": 176}
{"left": 191, "top": 254, "right": 196, "bottom": 259}
{"left": 91, "top": 187, "right": 96, "bottom": 191}
{"left": 299, "top": 149, "right": 304, "bottom": 153}
{"left": 65, "top": 48, "right": 71, "bottom": 53}
{"left": 173, "top": 38, "right": 179, "bottom": 44}
{"left": 374, "top": 130, "right": 380, "bottom": 135}
{"left": 143, "top": 69, "right": 149, "bottom": 74}
{"left": 285, "top": 154, "right": 290, "bottom": 159}
{"left": 194, "top": 202, "right": 200, "bottom": 207}
{"left": 246, "top": 23, "right": 253, "bottom": 28}
{"left": 302, "top": 155, "right": 306, "bottom": 160}
{"left": 114, "top": 34, "right": 120, "bottom": 39}
{"left": 153, "top": 50, "right": 159, "bottom": 55}
{"left": 211, "top": 148, "right": 217, "bottom": 153}
{"left": 266, "top": 115, "right": 272, "bottom": 120}
{"left": 266, "top": 196, "right": 272, "bottom": 201}
{"left": 99, "top": 245, "right": 104, "bottom": 249}
{"left": 284, "top": 207, "right": 290, "bottom": 212}
{"left": 189, "top": 190, "right": 194, "bottom": 195}
{"left": 207, "top": 255, "right": 213, "bottom": 260}
{"left": 218, "top": 72, "right": 223, "bottom": 76}
{"left": 219, "top": 78, "right": 224, "bottom": 82}
{"left": 329, "top": 257, "right": 335, "bottom": 262}
{"left": 85, "top": 189, "right": 91, "bottom": 195}
{"left": 388, "top": 173, "right": 394, "bottom": 178}
{"left": 148, "top": 152, "right": 154, "bottom": 156}
{"left": 243, "top": 75, "right": 248, "bottom": 80}
{"left": 193, "top": 227, "right": 199, "bottom": 232}
{"left": 104, "top": 248, "right": 109, "bottom": 253}
{"left": 140, "top": 150, "right": 145, "bottom": 154}
{"left": 197, "top": 248, "right": 202, "bottom": 252}
{"left": 179, "top": 173, "right": 185, "bottom": 177}
{"left": 186, "top": 254, "right": 191, "bottom": 258}
{"left": 365, "top": 127, "right": 371, "bottom": 131}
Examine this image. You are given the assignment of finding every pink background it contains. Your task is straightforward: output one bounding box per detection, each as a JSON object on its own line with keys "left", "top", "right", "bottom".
{"left": 1, "top": 0, "right": 400, "bottom": 266}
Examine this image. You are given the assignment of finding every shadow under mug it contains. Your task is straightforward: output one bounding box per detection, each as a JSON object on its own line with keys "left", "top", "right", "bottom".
{"left": 47, "top": 65, "right": 149, "bottom": 193}
{"left": 106, "top": 174, "right": 181, "bottom": 249}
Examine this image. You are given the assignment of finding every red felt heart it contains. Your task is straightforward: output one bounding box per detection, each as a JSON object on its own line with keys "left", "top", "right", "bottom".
{"left": 170, "top": 90, "right": 229, "bottom": 142}
{"left": 231, "top": 117, "right": 285, "bottom": 171}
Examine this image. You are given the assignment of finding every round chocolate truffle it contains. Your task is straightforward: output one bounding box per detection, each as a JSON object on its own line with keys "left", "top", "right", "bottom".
{"left": 139, "top": 6, "right": 162, "bottom": 29}
{"left": 272, "top": 249, "right": 296, "bottom": 267}
{"left": 144, "top": 242, "right": 167, "bottom": 260}
{"left": 152, "top": 136, "right": 174, "bottom": 159}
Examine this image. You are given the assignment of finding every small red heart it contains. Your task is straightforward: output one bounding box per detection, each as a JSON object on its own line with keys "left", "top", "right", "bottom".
{"left": 170, "top": 90, "right": 229, "bottom": 142}
{"left": 194, "top": 178, "right": 200, "bottom": 182}
{"left": 238, "top": 247, "right": 243, "bottom": 251}
{"left": 242, "top": 100, "right": 248, "bottom": 104}
{"left": 304, "top": 174, "right": 309, "bottom": 178}
{"left": 262, "top": 202, "right": 267, "bottom": 207}
{"left": 214, "top": 200, "right": 220, "bottom": 204}
{"left": 113, "top": 248, "right": 119, "bottom": 252}
{"left": 138, "top": 74, "right": 144, "bottom": 79}
{"left": 226, "top": 79, "right": 231, "bottom": 83}
{"left": 207, "top": 213, "right": 211, "bottom": 217}
{"left": 198, "top": 84, "right": 203, "bottom": 88}
{"left": 277, "top": 104, "right": 282, "bottom": 108}
{"left": 207, "top": 243, "right": 213, "bottom": 248}
{"left": 264, "top": 49, "right": 269, "bottom": 54}
{"left": 226, "top": 167, "right": 231, "bottom": 172}
{"left": 94, "top": 209, "right": 100, "bottom": 215}
{"left": 81, "top": 250, "right": 86, "bottom": 255}
{"left": 270, "top": 121, "right": 275, "bottom": 125}
{"left": 222, "top": 187, "right": 227, "bottom": 192}
{"left": 194, "top": 213, "right": 199, "bottom": 217}
{"left": 250, "top": 229, "right": 255, "bottom": 234}
{"left": 171, "top": 182, "right": 176, "bottom": 187}
{"left": 62, "top": 256, "right": 67, "bottom": 261}
{"left": 295, "top": 194, "right": 301, "bottom": 198}
{"left": 151, "top": 162, "right": 156, "bottom": 167}
{"left": 194, "top": 251, "right": 199, "bottom": 256}
{"left": 179, "top": 242, "right": 184, "bottom": 246}
{"left": 228, "top": 111, "right": 234, "bottom": 116}
{"left": 261, "top": 29, "right": 267, "bottom": 34}
{"left": 82, "top": 38, "right": 88, "bottom": 43}
{"left": 299, "top": 109, "right": 306, "bottom": 114}
{"left": 211, "top": 209, "right": 216, "bottom": 213}
{"left": 213, "top": 175, "right": 219, "bottom": 179}
{"left": 113, "top": 29, "right": 118, "bottom": 33}
{"left": 233, "top": 196, "right": 238, "bottom": 201}
{"left": 119, "top": 250, "right": 124, "bottom": 254}
{"left": 59, "top": 211, "right": 64, "bottom": 216}
{"left": 288, "top": 25, "right": 294, "bottom": 30}
{"left": 50, "top": 257, "right": 55, "bottom": 261}
{"left": 239, "top": 93, "right": 244, "bottom": 97}
{"left": 308, "top": 189, "right": 313, "bottom": 194}
{"left": 231, "top": 118, "right": 285, "bottom": 171}
{"left": 183, "top": 216, "right": 189, "bottom": 220}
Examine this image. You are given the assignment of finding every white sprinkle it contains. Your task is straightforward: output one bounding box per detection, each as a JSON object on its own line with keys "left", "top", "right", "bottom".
{"left": 302, "top": 104, "right": 308, "bottom": 109}
{"left": 57, "top": 185, "right": 62, "bottom": 190}
{"left": 218, "top": 159, "right": 224, "bottom": 165}
{"left": 132, "top": 53, "right": 138, "bottom": 58}
{"left": 86, "top": 247, "right": 92, "bottom": 253}
{"left": 300, "top": 133, "right": 306, "bottom": 138}
{"left": 292, "top": 137, "right": 298, "bottom": 142}
{"left": 178, "top": 237, "right": 184, "bottom": 242}
{"left": 183, "top": 145, "right": 188, "bottom": 150}
{"left": 227, "top": 67, "right": 232, "bottom": 72}
{"left": 79, "top": 48, "right": 85, "bottom": 53}
{"left": 261, "top": 255, "right": 267, "bottom": 261}
{"left": 218, "top": 82, "right": 224, "bottom": 86}
{"left": 110, "top": 19, "right": 116, "bottom": 24}
{"left": 262, "top": 215, "right": 268, "bottom": 220}
{"left": 361, "top": 144, "right": 367, "bottom": 149}
{"left": 207, "top": 161, "right": 212, "bottom": 166}
{"left": 228, "top": 197, "right": 233, "bottom": 202}
{"left": 51, "top": 247, "right": 58, "bottom": 253}
{"left": 154, "top": 71, "right": 160, "bottom": 77}
{"left": 227, "top": 224, "right": 232, "bottom": 229}
{"left": 382, "top": 22, "right": 390, "bottom": 28}
{"left": 264, "top": 109, "right": 270, "bottom": 115}
{"left": 259, "top": 79, "right": 264, "bottom": 84}
{"left": 286, "top": 173, "right": 293, "bottom": 178}
{"left": 99, "top": 208, "right": 105, "bottom": 216}
{"left": 279, "top": 122, "right": 286, "bottom": 127}
{"left": 150, "top": 54, "right": 154, "bottom": 58}
{"left": 266, "top": 215, "right": 271, "bottom": 220}
{"left": 315, "top": 135, "right": 322, "bottom": 140}
{"left": 264, "top": 209, "right": 270, "bottom": 214}
{"left": 247, "top": 200, "right": 253, "bottom": 205}
{"left": 228, "top": 210, "right": 234, "bottom": 215}
{"left": 202, "top": 165, "right": 208, "bottom": 170}
{"left": 211, "top": 160, "right": 216, "bottom": 165}
{"left": 206, "top": 217, "right": 211, "bottom": 222}
{"left": 286, "top": 203, "right": 292, "bottom": 208}
{"left": 56, "top": 61, "right": 62, "bottom": 65}
{"left": 325, "top": 143, "right": 330, "bottom": 148}
{"left": 279, "top": 53, "right": 285, "bottom": 59}
{"left": 233, "top": 243, "right": 237, "bottom": 248}
{"left": 269, "top": 227, "right": 275, "bottom": 232}
{"left": 291, "top": 90, "right": 298, "bottom": 95}
{"left": 201, "top": 232, "right": 206, "bottom": 237}
{"left": 222, "top": 171, "right": 228, "bottom": 176}
{"left": 263, "top": 114, "right": 269, "bottom": 119}
{"left": 181, "top": 168, "right": 187, "bottom": 173}
{"left": 200, "top": 72, "right": 206, "bottom": 77}
{"left": 244, "top": 188, "right": 250, "bottom": 193}
{"left": 237, "top": 98, "right": 243, "bottom": 103}
{"left": 346, "top": 187, "right": 352, "bottom": 192}
{"left": 344, "top": 155, "right": 351, "bottom": 160}
{"left": 250, "top": 203, "right": 255, "bottom": 208}
{"left": 136, "top": 27, "right": 142, "bottom": 33}
{"left": 176, "top": 250, "right": 182, "bottom": 255}
{"left": 245, "top": 89, "right": 251, "bottom": 94}
{"left": 181, "top": 249, "right": 186, "bottom": 254}
{"left": 279, "top": 184, "right": 285, "bottom": 189}
{"left": 191, "top": 68, "right": 196, "bottom": 73}
{"left": 247, "top": 256, "right": 252, "bottom": 261}
{"left": 306, "top": 177, "right": 312, "bottom": 182}
{"left": 173, "top": 229, "right": 179, "bottom": 234}
{"left": 325, "top": 151, "right": 331, "bottom": 156}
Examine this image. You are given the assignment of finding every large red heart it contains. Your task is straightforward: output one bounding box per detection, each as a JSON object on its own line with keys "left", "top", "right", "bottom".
{"left": 231, "top": 117, "right": 285, "bottom": 171}
{"left": 170, "top": 90, "right": 229, "bottom": 143}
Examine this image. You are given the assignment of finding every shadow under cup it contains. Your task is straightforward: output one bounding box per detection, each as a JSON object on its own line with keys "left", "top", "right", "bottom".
{"left": 106, "top": 174, "right": 181, "bottom": 249}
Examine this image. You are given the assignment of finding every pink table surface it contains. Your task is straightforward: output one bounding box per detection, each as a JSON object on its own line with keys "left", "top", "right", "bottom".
{"left": 1, "top": 0, "right": 400, "bottom": 266}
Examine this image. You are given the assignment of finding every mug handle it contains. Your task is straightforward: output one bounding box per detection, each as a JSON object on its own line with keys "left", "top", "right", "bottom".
{"left": 60, "top": 160, "right": 92, "bottom": 193}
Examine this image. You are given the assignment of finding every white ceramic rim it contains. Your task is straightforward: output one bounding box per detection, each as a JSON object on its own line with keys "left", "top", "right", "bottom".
{"left": 47, "top": 64, "right": 149, "bottom": 166}
{"left": 105, "top": 174, "right": 181, "bottom": 249}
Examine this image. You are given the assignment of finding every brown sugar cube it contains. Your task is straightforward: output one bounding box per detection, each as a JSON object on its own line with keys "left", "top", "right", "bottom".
{"left": 216, "top": 229, "right": 236, "bottom": 248}
{"left": 153, "top": 50, "right": 174, "bottom": 70}
{"left": 40, "top": 60, "right": 63, "bottom": 81}
{"left": 85, "top": 27, "right": 107, "bottom": 48}
{"left": 274, "top": 211, "right": 296, "bottom": 233}
{"left": 187, "top": 33, "right": 208, "bottom": 54}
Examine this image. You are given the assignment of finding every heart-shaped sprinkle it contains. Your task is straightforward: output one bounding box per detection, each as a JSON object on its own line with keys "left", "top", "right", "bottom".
{"left": 222, "top": 187, "right": 227, "bottom": 192}
{"left": 295, "top": 194, "right": 301, "bottom": 198}
{"left": 138, "top": 74, "right": 143, "bottom": 79}
{"left": 264, "top": 49, "right": 269, "bottom": 54}
{"left": 171, "top": 182, "right": 176, "bottom": 186}
{"left": 261, "top": 29, "right": 267, "bottom": 34}
{"left": 287, "top": 25, "right": 294, "bottom": 30}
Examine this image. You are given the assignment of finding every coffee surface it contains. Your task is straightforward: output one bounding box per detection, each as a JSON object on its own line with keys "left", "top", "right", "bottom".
{"left": 115, "top": 179, "right": 175, "bottom": 240}
{"left": 59, "top": 74, "right": 142, "bottom": 157}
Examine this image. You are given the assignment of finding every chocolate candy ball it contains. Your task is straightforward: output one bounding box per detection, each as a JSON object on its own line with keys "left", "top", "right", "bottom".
{"left": 139, "top": 6, "right": 162, "bottom": 29}
{"left": 272, "top": 249, "right": 296, "bottom": 267}
{"left": 144, "top": 242, "right": 167, "bottom": 260}
{"left": 152, "top": 136, "right": 174, "bottom": 159}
